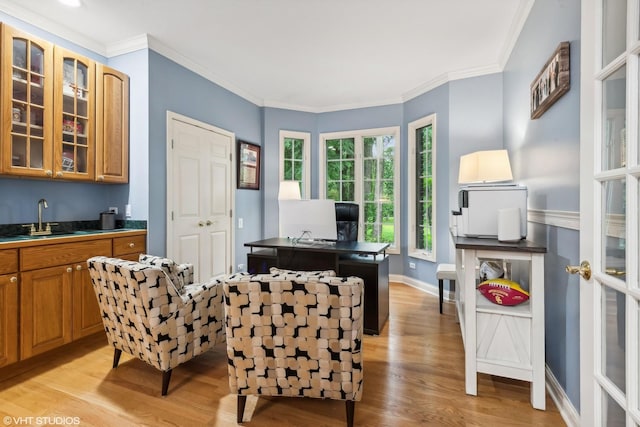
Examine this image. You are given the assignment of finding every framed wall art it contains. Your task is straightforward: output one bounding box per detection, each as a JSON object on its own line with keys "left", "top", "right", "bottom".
{"left": 530, "top": 41, "right": 570, "bottom": 119}
{"left": 237, "top": 140, "right": 261, "bottom": 190}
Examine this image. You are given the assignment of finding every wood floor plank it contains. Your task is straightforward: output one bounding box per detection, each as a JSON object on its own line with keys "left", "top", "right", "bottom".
{"left": 0, "top": 282, "right": 567, "bottom": 426}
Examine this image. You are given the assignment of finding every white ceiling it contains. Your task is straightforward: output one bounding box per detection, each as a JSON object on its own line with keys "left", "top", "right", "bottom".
{"left": 0, "top": 0, "right": 533, "bottom": 112}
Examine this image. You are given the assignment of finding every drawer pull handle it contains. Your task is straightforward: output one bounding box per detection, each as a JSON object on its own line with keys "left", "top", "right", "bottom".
{"left": 56, "top": 171, "right": 64, "bottom": 178}
{"left": 76, "top": 265, "right": 83, "bottom": 271}
{"left": 45, "top": 170, "right": 53, "bottom": 177}
{"left": 10, "top": 276, "right": 17, "bottom": 283}
{"left": 66, "top": 267, "right": 73, "bottom": 273}
{"left": 129, "top": 242, "right": 135, "bottom": 248}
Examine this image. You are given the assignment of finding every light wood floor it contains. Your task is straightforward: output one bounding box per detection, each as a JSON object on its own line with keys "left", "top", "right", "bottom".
{"left": 0, "top": 283, "right": 566, "bottom": 426}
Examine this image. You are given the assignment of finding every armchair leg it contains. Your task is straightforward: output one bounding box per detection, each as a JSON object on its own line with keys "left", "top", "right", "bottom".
{"left": 346, "top": 400, "right": 355, "bottom": 427}
{"left": 161, "top": 370, "right": 172, "bottom": 396}
{"left": 112, "top": 348, "right": 122, "bottom": 368}
{"left": 237, "top": 395, "right": 247, "bottom": 423}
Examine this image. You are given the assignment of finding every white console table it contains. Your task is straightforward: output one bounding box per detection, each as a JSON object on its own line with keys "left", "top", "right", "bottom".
{"left": 452, "top": 234, "right": 547, "bottom": 410}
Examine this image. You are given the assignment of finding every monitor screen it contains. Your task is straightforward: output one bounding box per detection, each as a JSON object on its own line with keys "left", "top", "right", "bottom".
{"left": 279, "top": 199, "right": 337, "bottom": 241}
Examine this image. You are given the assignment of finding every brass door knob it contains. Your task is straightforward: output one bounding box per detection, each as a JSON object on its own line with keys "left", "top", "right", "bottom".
{"left": 566, "top": 260, "right": 591, "bottom": 280}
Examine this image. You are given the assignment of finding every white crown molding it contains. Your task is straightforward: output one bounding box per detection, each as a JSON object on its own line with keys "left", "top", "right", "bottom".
{"left": 498, "top": 0, "right": 536, "bottom": 68}
{"left": 546, "top": 365, "right": 581, "bottom": 427}
{"left": 0, "top": 0, "right": 535, "bottom": 113}
{"left": 263, "top": 96, "right": 404, "bottom": 114}
{"left": 144, "top": 35, "right": 264, "bottom": 107}
{"left": 0, "top": 0, "right": 107, "bottom": 56}
{"left": 105, "top": 34, "right": 149, "bottom": 57}
{"left": 528, "top": 209, "right": 580, "bottom": 230}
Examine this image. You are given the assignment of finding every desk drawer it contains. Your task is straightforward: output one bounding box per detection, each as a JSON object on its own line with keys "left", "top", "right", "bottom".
{"left": 21, "top": 239, "right": 112, "bottom": 271}
{"left": 113, "top": 235, "right": 146, "bottom": 257}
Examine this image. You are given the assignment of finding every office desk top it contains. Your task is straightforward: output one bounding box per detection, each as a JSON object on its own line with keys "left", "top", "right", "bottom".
{"left": 245, "top": 238, "right": 389, "bottom": 257}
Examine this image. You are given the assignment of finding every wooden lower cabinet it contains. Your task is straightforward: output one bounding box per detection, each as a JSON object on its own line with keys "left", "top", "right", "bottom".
{"left": 9, "top": 230, "right": 146, "bottom": 362}
{"left": 72, "top": 263, "right": 103, "bottom": 340}
{"left": 20, "top": 265, "right": 73, "bottom": 359}
{"left": 0, "top": 273, "right": 18, "bottom": 367}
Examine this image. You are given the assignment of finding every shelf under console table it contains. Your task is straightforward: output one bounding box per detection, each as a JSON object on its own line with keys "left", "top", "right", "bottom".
{"left": 245, "top": 238, "right": 390, "bottom": 335}
{"left": 452, "top": 234, "right": 547, "bottom": 410}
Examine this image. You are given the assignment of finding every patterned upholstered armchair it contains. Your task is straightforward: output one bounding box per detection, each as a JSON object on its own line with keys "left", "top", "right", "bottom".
{"left": 86, "top": 255, "right": 226, "bottom": 396}
{"left": 223, "top": 272, "right": 364, "bottom": 426}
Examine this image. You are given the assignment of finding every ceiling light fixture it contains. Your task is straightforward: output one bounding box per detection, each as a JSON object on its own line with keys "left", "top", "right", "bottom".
{"left": 58, "top": 0, "right": 82, "bottom": 7}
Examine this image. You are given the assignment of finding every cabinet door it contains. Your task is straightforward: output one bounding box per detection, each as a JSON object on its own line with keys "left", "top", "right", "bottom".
{"left": 95, "top": 64, "right": 129, "bottom": 183}
{"left": 1, "top": 24, "right": 54, "bottom": 177}
{"left": 53, "top": 46, "right": 94, "bottom": 181}
{"left": 20, "top": 265, "right": 73, "bottom": 359}
{"left": 72, "top": 262, "right": 103, "bottom": 339}
{"left": 0, "top": 273, "right": 18, "bottom": 367}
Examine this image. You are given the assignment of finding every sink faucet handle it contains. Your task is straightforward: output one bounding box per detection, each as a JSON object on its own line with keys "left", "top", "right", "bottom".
{"left": 22, "top": 224, "right": 36, "bottom": 233}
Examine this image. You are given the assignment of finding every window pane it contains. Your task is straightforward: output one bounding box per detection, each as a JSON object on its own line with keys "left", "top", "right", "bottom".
{"left": 283, "top": 160, "right": 293, "bottom": 180}
{"left": 602, "top": 66, "right": 626, "bottom": 171}
{"left": 293, "top": 160, "right": 303, "bottom": 181}
{"left": 602, "top": 391, "right": 626, "bottom": 426}
{"left": 602, "top": 286, "right": 626, "bottom": 392}
{"left": 602, "top": 0, "right": 627, "bottom": 66}
{"left": 602, "top": 179, "right": 626, "bottom": 279}
{"left": 293, "top": 139, "right": 303, "bottom": 158}
{"left": 415, "top": 124, "right": 433, "bottom": 253}
{"left": 326, "top": 140, "right": 340, "bottom": 160}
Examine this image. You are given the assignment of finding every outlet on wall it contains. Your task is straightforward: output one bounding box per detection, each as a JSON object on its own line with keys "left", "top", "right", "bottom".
{"left": 109, "top": 207, "right": 118, "bottom": 214}
{"left": 237, "top": 263, "right": 245, "bottom": 272}
{"left": 409, "top": 262, "right": 416, "bottom": 269}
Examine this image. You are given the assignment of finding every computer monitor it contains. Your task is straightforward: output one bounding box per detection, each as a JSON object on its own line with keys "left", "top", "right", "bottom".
{"left": 279, "top": 199, "right": 338, "bottom": 242}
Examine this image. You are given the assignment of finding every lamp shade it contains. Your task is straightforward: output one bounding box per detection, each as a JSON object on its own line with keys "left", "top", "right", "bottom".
{"left": 458, "top": 149, "right": 513, "bottom": 184}
{"left": 278, "top": 181, "right": 301, "bottom": 200}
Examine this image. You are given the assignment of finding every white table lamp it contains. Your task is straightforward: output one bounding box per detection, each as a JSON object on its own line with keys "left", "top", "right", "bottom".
{"left": 458, "top": 149, "right": 513, "bottom": 184}
{"left": 278, "top": 181, "right": 301, "bottom": 200}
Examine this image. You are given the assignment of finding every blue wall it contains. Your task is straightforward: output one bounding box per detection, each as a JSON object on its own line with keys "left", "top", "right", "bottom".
{"left": 147, "top": 50, "right": 263, "bottom": 263}
{"left": 503, "top": 0, "right": 581, "bottom": 409}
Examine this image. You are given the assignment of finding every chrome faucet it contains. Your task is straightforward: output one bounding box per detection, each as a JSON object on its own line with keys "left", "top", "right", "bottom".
{"left": 37, "top": 198, "right": 48, "bottom": 232}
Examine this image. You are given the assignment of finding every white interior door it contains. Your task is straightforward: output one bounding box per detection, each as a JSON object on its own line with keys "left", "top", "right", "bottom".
{"left": 167, "top": 112, "right": 234, "bottom": 282}
{"left": 578, "top": 1, "right": 640, "bottom": 425}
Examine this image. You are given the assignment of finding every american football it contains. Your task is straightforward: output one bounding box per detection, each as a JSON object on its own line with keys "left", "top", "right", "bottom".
{"left": 477, "top": 278, "right": 529, "bottom": 306}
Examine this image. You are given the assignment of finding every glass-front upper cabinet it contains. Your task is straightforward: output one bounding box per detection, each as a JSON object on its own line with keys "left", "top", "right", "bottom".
{"left": 53, "top": 46, "right": 94, "bottom": 180}
{"left": 1, "top": 25, "right": 54, "bottom": 177}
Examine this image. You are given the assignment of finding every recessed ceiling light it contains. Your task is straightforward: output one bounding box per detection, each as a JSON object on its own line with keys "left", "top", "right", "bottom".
{"left": 58, "top": 0, "right": 82, "bottom": 7}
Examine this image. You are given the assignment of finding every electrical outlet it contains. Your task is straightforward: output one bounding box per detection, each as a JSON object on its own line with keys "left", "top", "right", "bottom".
{"left": 125, "top": 204, "right": 132, "bottom": 218}
{"left": 237, "top": 264, "right": 245, "bottom": 272}
{"left": 409, "top": 262, "right": 416, "bottom": 269}
{"left": 238, "top": 218, "right": 244, "bottom": 229}
{"left": 109, "top": 207, "right": 118, "bottom": 214}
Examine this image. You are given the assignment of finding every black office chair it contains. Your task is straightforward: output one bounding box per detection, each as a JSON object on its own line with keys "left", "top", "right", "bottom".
{"left": 335, "top": 202, "right": 359, "bottom": 242}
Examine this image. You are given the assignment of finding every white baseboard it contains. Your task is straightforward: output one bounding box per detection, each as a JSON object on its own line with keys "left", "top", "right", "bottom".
{"left": 390, "top": 274, "right": 455, "bottom": 301}
{"left": 546, "top": 365, "right": 580, "bottom": 426}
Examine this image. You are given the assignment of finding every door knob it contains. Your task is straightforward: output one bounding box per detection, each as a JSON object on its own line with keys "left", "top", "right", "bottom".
{"left": 198, "top": 221, "right": 204, "bottom": 227}
{"left": 206, "top": 220, "right": 212, "bottom": 226}
{"left": 566, "top": 260, "right": 591, "bottom": 280}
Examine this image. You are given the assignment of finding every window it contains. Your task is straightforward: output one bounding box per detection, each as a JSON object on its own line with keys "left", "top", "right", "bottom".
{"left": 408, "top": 114, "right": 436, "bottom": 261}
{"left": 279, "top": 130, "right": 310, "bottom": 198}
{"left": 320, "top": 127, "right": 400, "bottom": 252}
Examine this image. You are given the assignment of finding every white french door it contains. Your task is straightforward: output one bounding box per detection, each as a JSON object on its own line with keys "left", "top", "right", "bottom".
{"left": 166, "top": 112, "right": 235, "bottom": 282}
{"left": 578, "top": 0, "right": 640, "bottom": 425}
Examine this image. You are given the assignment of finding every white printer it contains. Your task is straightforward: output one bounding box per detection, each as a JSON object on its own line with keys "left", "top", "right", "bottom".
{"left": 456, "top": 185, "right": 528, "bottom": 239}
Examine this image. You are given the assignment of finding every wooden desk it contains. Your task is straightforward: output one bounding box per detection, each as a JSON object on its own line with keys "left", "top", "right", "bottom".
{"left": 245, "top": 238, "right": 389, "bottom": 335}
{"left": 452, "top": 234, "right": 547, "bottom": 410}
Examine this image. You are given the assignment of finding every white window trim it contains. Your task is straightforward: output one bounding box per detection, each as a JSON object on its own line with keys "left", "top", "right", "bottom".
{"left": 279, "top": 130, "right": 311, "bottom": 199}
{"left": 408, "top": 114, "right": 436, "bottom": 262}
{"left": 319, "top": 126, "right": 401, "bottom": 254}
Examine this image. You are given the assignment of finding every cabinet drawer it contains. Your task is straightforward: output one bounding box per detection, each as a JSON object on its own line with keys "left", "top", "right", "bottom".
{"left": 113, "top": 235, "right": 146, "bottom": 257}
{"left": 0, "top": 250, "right": 18, "bottom": 274}
{"left": 20, "top": 239, "right": 112, "bottom": 271}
